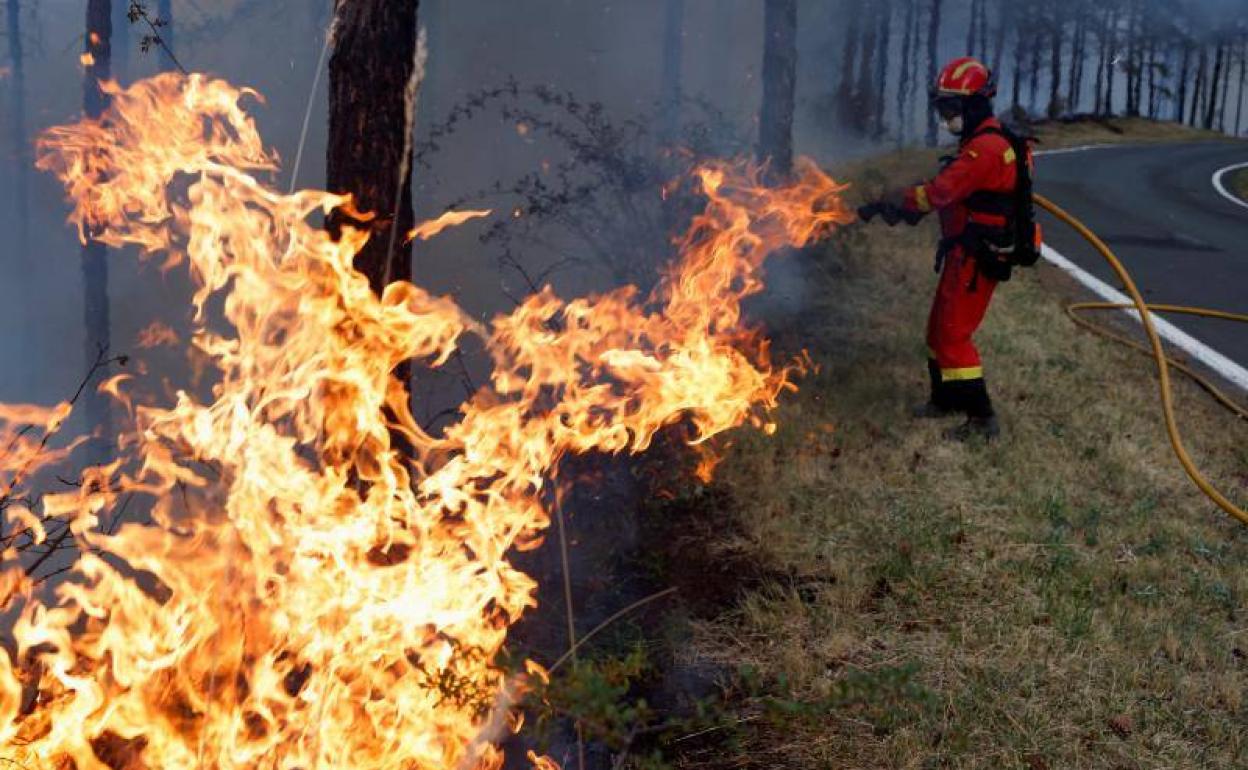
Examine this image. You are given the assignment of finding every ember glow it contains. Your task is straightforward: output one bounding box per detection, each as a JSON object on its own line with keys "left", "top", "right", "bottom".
{"left": 4, "top": 73, "right": 852, "bottom": 769}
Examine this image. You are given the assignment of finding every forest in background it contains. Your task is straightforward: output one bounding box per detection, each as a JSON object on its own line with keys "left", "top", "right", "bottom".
{"left": 0, "top": 0, "right": 1246, "bottom": 424}
{"left": 825, "top": 0, "right": 1248, "bottom": 146}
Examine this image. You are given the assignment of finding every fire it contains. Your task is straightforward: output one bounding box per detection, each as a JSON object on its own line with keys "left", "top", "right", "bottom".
{"left": 8, "top": 72, "right": 852, "bottom": 769}
{"left": 407, "top": 209, "right": 492, "bottom": 243}
{"left": 136, "top": 321, "right": 180, "bottom": 349}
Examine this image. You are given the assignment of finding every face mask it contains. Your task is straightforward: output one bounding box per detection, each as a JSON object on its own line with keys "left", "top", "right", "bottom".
{"left": 944, "top": 115, "right": 964, "bottom": 135}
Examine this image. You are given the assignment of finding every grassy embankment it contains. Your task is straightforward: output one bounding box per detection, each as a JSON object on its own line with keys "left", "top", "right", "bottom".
{"left": 1228, "top": 167, "right": 1248, "bottom": 205}
{"left": 661, "top": 117, "right": 1248, "bottom": 769}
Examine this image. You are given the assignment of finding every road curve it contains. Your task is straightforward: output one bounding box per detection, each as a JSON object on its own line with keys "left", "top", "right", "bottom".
{"left": 1036, "top": 141, "right": 1248, "bottom": 372}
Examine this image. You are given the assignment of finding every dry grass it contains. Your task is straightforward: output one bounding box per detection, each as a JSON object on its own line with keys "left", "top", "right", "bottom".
{"left": 1027, "top": 115, "right": 1231, "bottom": 148}
{"left": 673, "top": 122, "right": 1248, "bottom": 769}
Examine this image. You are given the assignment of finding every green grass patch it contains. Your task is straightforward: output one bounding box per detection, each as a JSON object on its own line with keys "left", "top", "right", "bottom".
{"left": 1229, "top": 167, "right": 1248, "bottom": 206}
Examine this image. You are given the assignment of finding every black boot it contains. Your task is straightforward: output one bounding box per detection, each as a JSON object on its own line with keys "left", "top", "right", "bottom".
{"left": 912, "top": 358, "right": 960, "bottom": 419}
{"left": 943, "top": 378, "right": 1000, "bottom": 441}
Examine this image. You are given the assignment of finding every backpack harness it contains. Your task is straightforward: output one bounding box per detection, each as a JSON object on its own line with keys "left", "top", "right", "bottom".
{"left": 935, "top": 124, "right": 1040, "bottom": 287}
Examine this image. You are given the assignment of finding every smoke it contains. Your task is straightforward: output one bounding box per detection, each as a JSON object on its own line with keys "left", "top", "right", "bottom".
{"left": 1, "top": 0, "right": 1244, "bottom": 413}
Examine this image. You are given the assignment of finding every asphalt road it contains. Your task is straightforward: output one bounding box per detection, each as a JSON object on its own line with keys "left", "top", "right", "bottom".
{"left": 1036, "top": 141, "right": 1248, "bottom": 372}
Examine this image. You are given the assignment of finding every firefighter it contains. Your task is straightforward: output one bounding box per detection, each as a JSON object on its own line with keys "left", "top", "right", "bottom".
{"left": 860, "top": 56, "right": 1034, "bottom": 441}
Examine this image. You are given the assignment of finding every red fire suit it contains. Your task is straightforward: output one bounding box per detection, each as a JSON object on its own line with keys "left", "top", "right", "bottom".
{"left": 902, "top": 117, "right": 1026, "bottom": 408}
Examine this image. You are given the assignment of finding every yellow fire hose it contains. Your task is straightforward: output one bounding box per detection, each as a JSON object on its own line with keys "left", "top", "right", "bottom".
{"left": 1034, "top": 193, "right": 1248, "bottom": 526}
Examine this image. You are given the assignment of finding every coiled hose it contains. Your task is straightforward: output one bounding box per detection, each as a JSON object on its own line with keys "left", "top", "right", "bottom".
{"left": 1034, "top": 193, "right": 1248, "bottom": 525}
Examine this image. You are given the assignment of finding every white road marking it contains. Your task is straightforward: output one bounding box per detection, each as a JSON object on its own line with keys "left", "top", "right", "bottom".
{"left": 1211, "top": 161, "right": 1248, "bottom": 212}
{"left": 1034, "top": 143, "right": 1118, "bottom": 157}
{"left": 1040, "top": 244, "right": 1248, "bottom": 394}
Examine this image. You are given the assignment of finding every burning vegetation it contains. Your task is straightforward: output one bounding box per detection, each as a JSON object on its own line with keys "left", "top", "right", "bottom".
{"left": 0, "top": 72, "right": 852, "bottom": 769}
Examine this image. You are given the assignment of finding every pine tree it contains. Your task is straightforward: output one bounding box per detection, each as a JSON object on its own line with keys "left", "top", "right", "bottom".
{"left": 1012, "top": 6, "right": 1028, "bottom": 111}
{"left": 660, "top": 0, "right": 685, "bottom": 143}
{"left": 837, "top": 0, "right": 862, "bottom": 126}
{"left": 925, "top": 0, "right": 943, "bottom": 145}
{"left": 1235, "top": 34, "right": 1246, "bottom": 136}
{"left": 991, "top": 2, "right": 1011, "bottom": 75}
{"left": 82, "top": 0, "right": 113, "bottom": 457}
{"left": 111, "top": 0, "right": 129, "bottom": 80}
{"left": 327, "top": 0, "right": 422, "bottom": 293}
{"left": 1067, "top": 6, "right": 1087, "bottom": 113}
{"left": 872, "top": 0, "right": 891, "bottom": 139}
{"left": 157, "top": 0, "right": 174, "bottom": 71}
{"left": 897, "top": 0, "right": 917, "bottom": 144}
{"left": 1175, "top": 38, "right": 1191, "bottom": 122}
{"left": 1216, "top": 38, "right": 1232, "bottom": 132}
{"left": 6, "top": 0, "right": 28, "bottom": 263}
{"left": 1204, "top": 42, "right": 1225, "bottom": 130}
{"left": 967, "top": 0, "right": 979, "bottom": 58}
{"left": 1104, "top": 8, "right": 1118, "bottom": 115}
{"left": 1047, "top": 0, "right": 1065, "bottom": 117}
{"left": 759, "top": 0, "right": 798, "bottom": 176}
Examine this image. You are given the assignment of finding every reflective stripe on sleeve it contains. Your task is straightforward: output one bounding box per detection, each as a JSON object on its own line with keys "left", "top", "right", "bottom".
{"left": 913, "top": 185, "right": 931, "bottom": 212}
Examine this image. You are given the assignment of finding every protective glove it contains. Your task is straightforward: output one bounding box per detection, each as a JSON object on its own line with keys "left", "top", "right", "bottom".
{"left": 857, "top": 201, "right": 904, "bottom": 226}
{"left": 881, "top": 187, "right": 908, "bottom": 210}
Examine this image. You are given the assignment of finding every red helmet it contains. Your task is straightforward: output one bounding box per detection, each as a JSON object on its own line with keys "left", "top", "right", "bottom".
{"left": 932, "top": 56, "right": 996, "bottom": 99}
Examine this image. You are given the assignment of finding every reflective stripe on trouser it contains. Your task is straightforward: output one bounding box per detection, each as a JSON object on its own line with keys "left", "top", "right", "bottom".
{"left": 927, "top": 359, "right": 995, "bottom": 418}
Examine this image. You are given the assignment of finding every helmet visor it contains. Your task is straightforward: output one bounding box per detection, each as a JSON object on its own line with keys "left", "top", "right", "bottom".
{"left": 930, "top": 95, "right": 963, "bottom": 120}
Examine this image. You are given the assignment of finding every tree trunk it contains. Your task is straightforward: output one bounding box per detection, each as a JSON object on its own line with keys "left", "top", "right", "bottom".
{"left": 977, "top": 0, "right": 989, "bottom": 59}
{"left": 1128, "top": 2, "right": 1138, "bottom": 115}
{"left": 1104, "top": 12, "right": 1117, "bottom": 116}
{"left": 1028, "top": 8, "right": 1042, "bottom": 112}
{"left": 925, "top": 0, "right": 942, "bottom": 146}
{"left": 854, "top": 2, "right": 878, "bottom": 136}
{"left": 328, "top": 0, "right": 421, "bottom": 294}
{"left": 910, "top": 0, "right": 924, "bottom": 133}
{"left": 157, "top": 0, "right": 175, "bottom": 71}
{"left": 1236, "top": 36, "right": 1246, "bottom": 136}
{"left": 1129, "top": 11, "right": 1145, "bottom": 117}
{"left": 967, "top": 0, "right": 979, "bottom": 58}
{"left": 991, "top": 1, "right": 1010, "bottom": 74}
{"left": 836, "top": 0, "right": 862, "bottom": 124}
{"left": 660, "top": 0, "right": 685, "bottom": 143}
{"left": 111, "top": 0, "right": 129, "bottom": 80}
{"left": 1066, "top": 8, "right": 1084, "bottom": 112}
{"left": 1047, "top": 1, "right": 1063, "bottom": 117}
{"left": 1093, "top": 9, "right": 1109, "bottom": 114}
{"left": 6, "top": 0, "right": 29, "bottom": 264}
{"left": 872, "top": 0, "right": 890, "bottom": 139}
{"left": 1190, "top": 48, "right": 1206, "bottom": 126}
{"left": 1147, "top": 37, "right": 1158, "bottom": 119}
{"left": 1204, "top": 42, "right": 1223, "bottom": 130}
{"left": 1176, "top": 41, "right": 1191, "bottom": 122}
{"left": 1012, "top": 6, "right": 1027, "bottom": 110}
{"left": 758, "top": 0, "right": 797, "bottom": 176}
{"left": 1217, "top": 40, "right": 1232, "bottom": 132}
{"left": 897, "top": 0, "right": 916, "bottom": 145}
{"left": 83, "top": 0, "right": 112, "bottom": 455}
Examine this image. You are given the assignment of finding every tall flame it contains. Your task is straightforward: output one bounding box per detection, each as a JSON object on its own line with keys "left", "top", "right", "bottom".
{"left": 6, "top": 73, "right": 852, "bottom": 769}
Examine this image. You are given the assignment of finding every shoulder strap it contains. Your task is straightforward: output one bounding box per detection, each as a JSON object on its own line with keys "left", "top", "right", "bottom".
{"left": 977, "top": 124, "right": 1030, "bottom": 195}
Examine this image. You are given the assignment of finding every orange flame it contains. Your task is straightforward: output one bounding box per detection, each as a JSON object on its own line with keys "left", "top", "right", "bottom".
{"left": 407, "top": 208, "right": 492, "bottom": 243}
{"left": 11, "top": 72, "right": 853, "bottom": 769}
{"left": 136, "top": 320, "right": 180, "bottom": 349}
